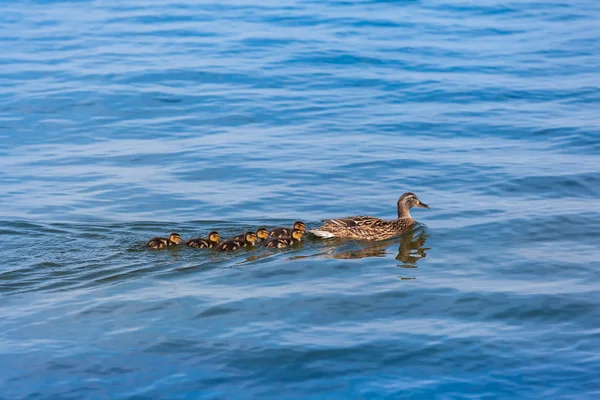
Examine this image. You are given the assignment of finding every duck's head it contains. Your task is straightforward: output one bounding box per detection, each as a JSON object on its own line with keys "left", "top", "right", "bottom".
{"left": 293, "top": 221, "right": 306, "bottom": 232}
{"left": 245, "top": 231, "right": 257, "bottom": 243}
{"left": 169, "top": 233, "right": 182, "bottom": 244}
{"left": 208, "top": 231, "right": 220, "bottom": 243}
{"left": 291, "top": 228, "right": 304, "bottom": 241}
{"left": 397, "top": 193, "right": 429, "bottom": 218}
{"left": 256, "top": 227, "right": 269, "bottom": 240}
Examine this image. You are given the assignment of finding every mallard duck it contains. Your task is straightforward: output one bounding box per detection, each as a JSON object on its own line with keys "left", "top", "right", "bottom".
{"left": 217, "top": 231, "right": 257, "bottom": 252}
{"left": 185, "top": 231, "right": 220, "bottom": 248}
{"left": 229, "top": 227, "right": 269, "bottom": 243}
{"left": 309, "top": 192, "right": 429, "bottom": 240}
{"left": 269, "top": 221, "right": 306, "bottom": 238}
{"left": 147, "top": 232, "right": 182, "bottom": 249}
{"left": 264, "top": 228, "right": 304, "bottom": 248}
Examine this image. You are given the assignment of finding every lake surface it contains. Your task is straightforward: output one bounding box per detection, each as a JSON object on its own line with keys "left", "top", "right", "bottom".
{"left": 1, "top": 0, "right": 600, "bottom": 398}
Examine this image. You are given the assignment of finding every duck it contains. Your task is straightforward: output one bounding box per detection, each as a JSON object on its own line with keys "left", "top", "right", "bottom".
{"left": 264, "top": 228, "right": 304, "bottom": 248}
{"left": 269, "top": 221, "right": 306, "bottom": 238}
{"left": 185, "top": 231, "right": 221, "bottom": 248}
{"left": 228, "top": 227, "right": 269, "bottom": 243}
{"left": 217, "top": 231, "right": 258, "bottom": 252}
{"left": 309, "top": 192, "right": 429, "bottom": 240}
{"left": 147, "top": 232, "right": 182, "bottom": 249}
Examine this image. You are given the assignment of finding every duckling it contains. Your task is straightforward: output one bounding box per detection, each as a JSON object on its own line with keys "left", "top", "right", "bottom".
{"left": 185, "top": 231, "right": 220, "bottom": 248}
{"left": 264, "top": 228, "right": 304, "bottom": 248}
{"left": 228, "top": 227, "right": 269, "bottom": 243}
{"left": 269, "top": 221, "right": 306, "bottom": 238}
{"left": 309, "top": 192, "right": 429, "bottom": 240}
{"left": 217, "top": 231, "right": 258, "bottom": 252}
{"left": 146, "top": 232, "right": 182, "bottom": 249}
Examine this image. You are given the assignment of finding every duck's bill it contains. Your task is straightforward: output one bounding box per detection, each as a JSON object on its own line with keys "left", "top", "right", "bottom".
{"left": 417, "top": 201, "right": 430, "bottom": 209}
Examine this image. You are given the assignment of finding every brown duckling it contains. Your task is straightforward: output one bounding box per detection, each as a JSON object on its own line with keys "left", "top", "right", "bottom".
{"left": 185, "top": 231, "right": 220, "bottom": 249}
{"left": 264, "top": 228, "right": 304, "bottom": 248}
{"left": 229, "top": 227, "right": 269, "bottom": 243}
{"left": 217, "top": 231, "right": 258, "bottom": 252}
{"left": 269, "top": 221, "right": 306, "bottom": 238}
{"left": 147, "top": 232, "right": 182, "bottom": 249}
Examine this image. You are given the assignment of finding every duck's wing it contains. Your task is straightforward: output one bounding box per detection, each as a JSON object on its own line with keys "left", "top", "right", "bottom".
{"left": 185, "top": 238, "right": 209, "bottom": 248}
{"left": 147, "top": 237, "right": 168, "bottom": 249}
{"left": 264, "top": 238, "right": 279, "bottom": 248}
{"left": 265, "top": 238, "right": 291, "bottom": 248}
{"left": 310, "top": 216, "right": 386, "bottom": 239}
{"left": 218, "top": 240, "right": 243, "bottom": 252}
{"left": 324, "top": 216, "right": 385, "bottom": 228}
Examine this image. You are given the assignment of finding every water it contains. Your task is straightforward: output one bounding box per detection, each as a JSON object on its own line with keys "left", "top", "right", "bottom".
{"left": 1, "top": 0, "right": 600, "bottom": 398}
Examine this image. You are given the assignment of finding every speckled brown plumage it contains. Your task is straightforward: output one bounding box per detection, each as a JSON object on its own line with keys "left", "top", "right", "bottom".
{"left": 309, "top": 193, "right": 429, "bottom": 241}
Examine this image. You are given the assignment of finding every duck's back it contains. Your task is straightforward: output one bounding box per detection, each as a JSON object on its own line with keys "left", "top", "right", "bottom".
{"left": 147, "top": 237, "right": 168, "bottom": 249}
{"left": 269, "top": 227, "right": 293, "bottom": 238}
{"left": 185, "top": 238, "right": 211, "bottom": 248}
{"left": 229, "top": 233, "right": 243, "bottom": 241}
{"left": 217, "top": 239, "right": 244, "bottom": 252}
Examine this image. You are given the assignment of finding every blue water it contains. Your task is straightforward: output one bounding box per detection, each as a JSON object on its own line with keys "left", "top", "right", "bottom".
{"left": 2, "top": 0, "right": 600, "bottom": 398}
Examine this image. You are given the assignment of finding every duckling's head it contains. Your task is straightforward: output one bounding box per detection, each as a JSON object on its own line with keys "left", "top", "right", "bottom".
{"left": 245, "top": 231, "right": 257, "bottom": 243}
{"left": 169, "top": 233, "right": 182, "bottom": 244}
{"left": 293, "top": 221, "right": 306, "bottom": 232}
{"left": 291, "top": 228, "right": 304, "bottom": 240}
{"left": 397, "top": 192, "right": 429, "bottom": 218}
{"left": 208, "top": 231, "right": 220, "bottom": 243}
{"left": 256, "top": 227, "right": 269, "bottom": 240}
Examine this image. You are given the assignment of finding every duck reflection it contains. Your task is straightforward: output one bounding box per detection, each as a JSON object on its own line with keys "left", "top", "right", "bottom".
{"left": 395, "top": 226, "right": 429, "bottom": 266}
{"left": 330, "top": 226, "right": 430, "bottom": 267}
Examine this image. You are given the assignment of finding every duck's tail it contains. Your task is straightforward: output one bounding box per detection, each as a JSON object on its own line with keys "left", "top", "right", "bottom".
{"left": 308, "top": 229, "right": 336, "bottom": 239}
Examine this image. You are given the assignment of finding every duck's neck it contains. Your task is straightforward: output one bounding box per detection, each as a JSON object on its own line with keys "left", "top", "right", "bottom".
{"left": 397, "top": 206, "right": 412, "bottom": 219}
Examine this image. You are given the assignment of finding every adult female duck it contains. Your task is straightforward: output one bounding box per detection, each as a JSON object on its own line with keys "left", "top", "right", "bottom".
{"left": 309, "top": 192, "right": 429, "bottom": 240}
